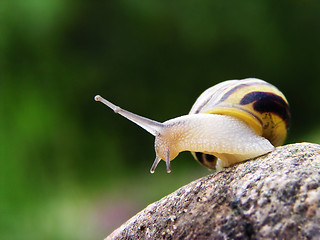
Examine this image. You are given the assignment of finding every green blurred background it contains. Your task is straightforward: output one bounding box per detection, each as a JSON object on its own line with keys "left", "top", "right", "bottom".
{"left": 1, "top": 0, "right": 320, "bottom": 239}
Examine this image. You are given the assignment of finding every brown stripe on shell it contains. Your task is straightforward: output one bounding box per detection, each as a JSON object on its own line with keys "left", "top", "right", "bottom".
{"left": 240, "top": 91, "right": 290, "bottom": 129}
{"left": 195, "top": 152, "right": 217, "bottom": 169}
{"left": 195, "top": 152, "right": 204, "bottom": 164}
{"left": 193, "top": 80, "right": 270, "bottom": 114}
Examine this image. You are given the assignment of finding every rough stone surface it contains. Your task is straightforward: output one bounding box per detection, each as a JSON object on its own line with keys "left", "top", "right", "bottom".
{"left": 106, "top": 143, "right": 320, "bottom": 240}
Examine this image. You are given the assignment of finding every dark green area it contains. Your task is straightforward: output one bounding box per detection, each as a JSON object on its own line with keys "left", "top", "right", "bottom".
{"left": 1, "top": 0, "right": 320, "bottom": 239}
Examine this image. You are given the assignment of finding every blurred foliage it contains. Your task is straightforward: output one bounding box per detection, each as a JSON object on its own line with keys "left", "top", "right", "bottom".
{"left": 1, "top": 0, "right": 320, "bottom": 239}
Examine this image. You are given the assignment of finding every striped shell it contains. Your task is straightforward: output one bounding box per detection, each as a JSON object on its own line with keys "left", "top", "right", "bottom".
{"left": 189, "top": 78, "right": 290, "bottom": 169}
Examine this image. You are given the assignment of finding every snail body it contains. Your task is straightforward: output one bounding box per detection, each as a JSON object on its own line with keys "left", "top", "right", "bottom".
{"left": 95, "top": 78, "right": 290, "bottom": 173}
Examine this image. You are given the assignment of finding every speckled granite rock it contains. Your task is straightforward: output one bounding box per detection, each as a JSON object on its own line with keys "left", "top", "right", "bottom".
{"left": 106, "top": 143, "right": 320, "bottom": 240}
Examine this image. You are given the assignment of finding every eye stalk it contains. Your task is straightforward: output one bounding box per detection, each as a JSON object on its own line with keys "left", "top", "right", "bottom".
{"left": 95, "top": 95, "right": 163, "bottom": 136}
{"left": 95, "top": 95, "right": 173, "bottom": 173}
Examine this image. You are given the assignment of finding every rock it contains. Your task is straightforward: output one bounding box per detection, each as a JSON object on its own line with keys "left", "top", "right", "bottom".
{"left": 106, "top": 143, "right": 320, "bottom": 240}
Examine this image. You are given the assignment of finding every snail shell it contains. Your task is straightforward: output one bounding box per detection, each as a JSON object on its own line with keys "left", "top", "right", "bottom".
{"left": 189, "top": 78, "right": 290, "bottom": 169}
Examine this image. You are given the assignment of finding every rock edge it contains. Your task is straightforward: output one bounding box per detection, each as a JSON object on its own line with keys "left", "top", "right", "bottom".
{"left": 106, "top": 143, "right": 320, "bottom": 240}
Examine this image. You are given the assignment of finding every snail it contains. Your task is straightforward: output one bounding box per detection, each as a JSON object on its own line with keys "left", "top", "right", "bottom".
{"left": 95, "top": 78, "right": 290, "bottom": 173}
